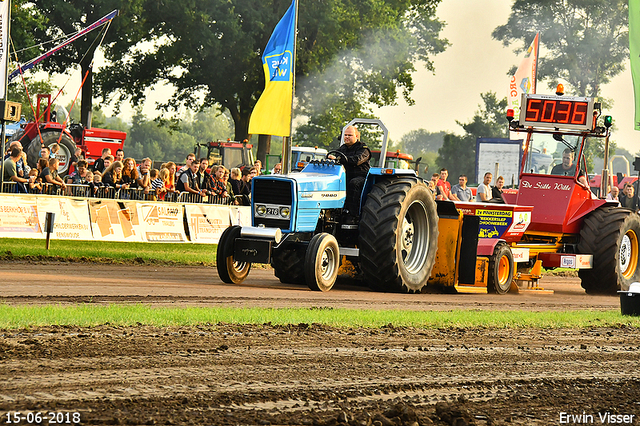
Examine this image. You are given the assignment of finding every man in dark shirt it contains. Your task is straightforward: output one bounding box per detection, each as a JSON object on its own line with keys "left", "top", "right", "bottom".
{"left": 550, "top": 148, "right": 577, "bottom": 176}
{"left": 619, "top": 183, "right": 638, "bottom": 211}
{"left": 328, "top": 125, "right": 371, "bottom": 221}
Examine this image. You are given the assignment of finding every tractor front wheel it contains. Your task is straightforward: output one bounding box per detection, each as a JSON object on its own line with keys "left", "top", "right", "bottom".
{"left": 272, "top": 246, "right": 306, "bottom": 285}
{"left": 359, "top": 178, "right": 438, "bottom": 293}
{"left": 305, "top": 233, "right": 340, "bottom": 292}
{"left": 216, "top": 225, "right": 251, "bottom": 284}
{"left": 578, "top": 206, "right": 640, "bottom": 294}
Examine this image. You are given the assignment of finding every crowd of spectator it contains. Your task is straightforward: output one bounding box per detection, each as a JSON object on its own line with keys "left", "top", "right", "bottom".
{"left": 426, "top": 168, "right": 507, "bottom": 203}
{"left": 5, "top": 143, "right": 638, "bottom": 211}
{"left": 1, "top": 146, "right": 261, "bottom": 206}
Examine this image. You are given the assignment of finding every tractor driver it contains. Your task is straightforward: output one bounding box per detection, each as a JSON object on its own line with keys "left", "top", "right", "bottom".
{"left": 328, "top": 125, "right": 371, "bottom": 223}
{"left": 550, "top": 148, "right": 589, "bottom": 189}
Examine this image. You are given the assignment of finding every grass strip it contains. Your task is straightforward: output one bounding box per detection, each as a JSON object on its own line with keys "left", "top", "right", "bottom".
{"left": 0, "top": 238, "right": 217, "bottom": 265}
{"left": 0, "top": 305, "right": 637, "bottom": 329}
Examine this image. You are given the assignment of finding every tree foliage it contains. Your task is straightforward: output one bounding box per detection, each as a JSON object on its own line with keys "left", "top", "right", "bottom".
{"left": 95, "top": 0, "right": 448, "bottom": 155}
{"left": 436, "top": 92, "right": 508, "bottom": 183}
{"left": 492, "top": 0, "right": 628, "bottom": 97}
{"left": 14, "top": 0, "right": 145, "bottom": 127}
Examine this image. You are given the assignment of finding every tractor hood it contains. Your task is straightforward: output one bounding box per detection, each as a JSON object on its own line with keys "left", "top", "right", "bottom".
{"left": 251, "top": 162, "right": 347, "bottom": 232}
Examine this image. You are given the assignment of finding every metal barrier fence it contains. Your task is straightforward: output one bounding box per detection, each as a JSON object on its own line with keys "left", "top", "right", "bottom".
{"left": 0, "top": 182, "right": 238, "bottom": 205}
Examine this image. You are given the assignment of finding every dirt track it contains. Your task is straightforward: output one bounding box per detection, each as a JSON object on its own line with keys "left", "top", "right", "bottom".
{"left": 1, "top": 261, "right": 639, "bottom": 425}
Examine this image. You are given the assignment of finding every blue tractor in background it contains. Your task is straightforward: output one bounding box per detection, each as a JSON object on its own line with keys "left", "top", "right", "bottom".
{"left": 216, "top": 119, "right": 439, "bottom": 292}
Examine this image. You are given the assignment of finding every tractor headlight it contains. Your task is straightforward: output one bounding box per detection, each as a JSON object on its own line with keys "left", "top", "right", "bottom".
{"left": 256, "top": 205, "right": 267, "bottom": 216}
{"left": 280, "top": 207, "right": 290, "bottom": 218}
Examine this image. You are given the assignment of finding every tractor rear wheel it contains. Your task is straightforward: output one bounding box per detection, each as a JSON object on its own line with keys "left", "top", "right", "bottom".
{"left": 488, "top": 242, "right": 514, "bottom": 294}
{"left": 272, "top": 246, "right": 306, "bottom": 285}
{"left": 216, "top": 225, "right": 251, "bottom": 284}
{"left": 359, "top": 178, "right": 439, "bottom": 293}
{"left": 27, "top": 131, "right": 76, "bottom": 174}
{"left": 578, "top": 206, "right": 640, "bottom": 294}
{"left": 305, "top": 233, "right": 340, "bottom": 292}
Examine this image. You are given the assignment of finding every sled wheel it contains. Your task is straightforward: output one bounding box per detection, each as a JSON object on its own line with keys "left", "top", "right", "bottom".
{"left": 488, "top": 242, "right": 514, "bottom": 294}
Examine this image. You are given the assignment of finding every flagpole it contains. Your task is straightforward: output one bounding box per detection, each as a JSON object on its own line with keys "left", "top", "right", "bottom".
{"left": 0, "top": 0, "right": 12, "bottom": 189}
{"left": 533, "top": 32, "right": 539, "bottom": 94}
{"left": 281, "top": 0, "right": 297, "bottom": 175}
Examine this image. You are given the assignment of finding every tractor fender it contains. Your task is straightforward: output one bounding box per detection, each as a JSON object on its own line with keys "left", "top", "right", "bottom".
{"left": 477, "top": 238, "right": 504, "bottom": 257}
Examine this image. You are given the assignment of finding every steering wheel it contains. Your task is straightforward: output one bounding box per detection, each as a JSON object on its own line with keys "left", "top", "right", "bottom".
{"left": 326, "top": 150, "right": 348, "bottom": 165}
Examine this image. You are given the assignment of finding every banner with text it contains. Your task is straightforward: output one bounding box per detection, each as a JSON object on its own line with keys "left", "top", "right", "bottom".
{"left": 36, "top": 197, "right": 93, "bottom": 240}
{"left": 0, "top": 196, "right": 41, "bottom": 238}
{"left": 185, "top": 204, "right": 231, "bottom": 244}
{"left": 138, "top": 203, "right": 186, "bottom": 242}
{"left": 88, "top": 199, "right": 144, "bottom": 242}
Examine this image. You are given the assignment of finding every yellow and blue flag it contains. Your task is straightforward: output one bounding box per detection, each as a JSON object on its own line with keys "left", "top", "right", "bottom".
{"left": 248, "top": 0, "right": 296, "bottom": 137}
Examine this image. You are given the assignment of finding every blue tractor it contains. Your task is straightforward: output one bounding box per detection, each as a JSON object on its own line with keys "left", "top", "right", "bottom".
{"left": 216, "top": 119, "right": 439, "bottom": 292}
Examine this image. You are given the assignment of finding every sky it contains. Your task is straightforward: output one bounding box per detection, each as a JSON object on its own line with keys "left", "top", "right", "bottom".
{"left": 49, "top": 0, "right": 638, "bottom": 154}
{"left": 372, "top": 0, "right": 638, "bottom": 154}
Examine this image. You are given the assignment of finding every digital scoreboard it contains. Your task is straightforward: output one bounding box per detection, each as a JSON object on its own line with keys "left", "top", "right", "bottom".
{"left": 519, "top": 93, "right": 595, "bottom": 131}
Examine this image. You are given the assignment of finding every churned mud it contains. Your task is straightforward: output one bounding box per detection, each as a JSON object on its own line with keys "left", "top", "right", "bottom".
{"left": 0, "top": 261, "right": 638, "bottom": 425}
{"left": 1, "top": 324, "right": 639, "bottom": 425}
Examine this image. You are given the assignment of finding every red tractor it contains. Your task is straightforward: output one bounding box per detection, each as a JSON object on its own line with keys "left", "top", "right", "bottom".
{"left": 503, "top": 86, "right": 639, "bottom": 294}
{"left": 9, "top": 94, "right": 126, "bottom": 174}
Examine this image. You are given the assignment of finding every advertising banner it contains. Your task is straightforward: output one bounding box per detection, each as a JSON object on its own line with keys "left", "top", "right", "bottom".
{"left": 138, "top": 203, "right": 186, "bottom": 242}
{"left": 36, "top": 197, "right": 93, "bottom": 240}
{"left": 88, "top": 199, "right": 144, "bottom": 242}
{"left": 0, "top": 195, "right": 41, "bottom": 238}
{"left": 229, "top": 206, "right": 252, "bottom": 227}
{"left": 185, "top": 204, "right": 230, "bottom": 244}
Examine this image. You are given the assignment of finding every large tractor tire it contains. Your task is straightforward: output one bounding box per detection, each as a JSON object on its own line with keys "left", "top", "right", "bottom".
{"left": 359, "top": 177, "right": 439, "bottom": 293}
{"left": 8, "top": 128, "right": 32, "bottom": 151}
{"left": 578, "top": 206, "right": 640, "bottom": 294}
{"left": 488, "top": 242, "right": 514, "bottom": 294}
{"left": 216, "top": 225, "right": 251, "bottom": 284}
{"left": 305, "top": 233, "right": 340, "bottom": 292}
{"left": 26, "top": 131, "right": 76, "bottom": 174}
{"left": 272, "top": 247, "right": 306, "bottom": 285}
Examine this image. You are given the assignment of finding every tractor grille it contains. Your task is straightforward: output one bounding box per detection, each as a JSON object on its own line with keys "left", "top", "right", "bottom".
{"left": 253, "top": 178, "right": 293, "bottom": 230}
{"left": 253, "top": 179, "right": 293, "bottom": 205}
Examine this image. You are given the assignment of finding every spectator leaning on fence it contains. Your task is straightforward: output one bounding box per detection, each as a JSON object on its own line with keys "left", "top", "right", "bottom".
{"left": 92, "top": 148, "right": 111, "bottom": 173}
{"left": 136, "top": 158, "right": 152, "bottom": 191}
{"left": 237, "top": 167, "right": 255, "bottom": 205}
{"left": 3, "top": 147, "right": 30, "bottom": 193}
{"left": 40, "top": 157, "right": 66, "bottom": 191}
{"left": 28, "top": 168, "right": 41, "bottom": 193}
{"left": 121, "top": 158, "right": 139, "bottom": 189}
{"left": 211, "top": 165, "right": 230, "bottom": 199}
{"left": 102, "top": 161, "right": 128, "bottom": 189}
{"left": 66, "top": 159, "right": 89, "bottom": 185}
{"left": 4, "top": 141, "right": 28, "bottom": 179}
{"left": 229, "top": 167, "right": 242, "bottom": 196}
{"left": 196, "top": 158, "right": 214, "bottom": 195}
{"left": 89, "top": 171, "right": 104, "bottom": 196}
{"left": 222, "top": 167, "right": 234, "bottom": 198}
{"left": 176, "top": 153, "right": 196, "bottom": 180}
{"left": 176, "top": 159, "right": 205, "bottom": 196}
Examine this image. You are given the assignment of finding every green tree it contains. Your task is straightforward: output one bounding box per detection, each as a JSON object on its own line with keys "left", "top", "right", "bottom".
{"left": 8, "top": 78, "right": 56, "bottom": 121}
{"left": 492, "top": 0, "right": 628, "bottom": 97}
{"left": 95, "top": 0, "right": 448, "bottom": 161}
{"left": 437, "top": 92, "right": 507, "bottom": 183}
{"left": 399, "top": 129, "right": 445, "bottom": 156}
{"left": 19, "top": 0, "right": 145, "bottom": 127}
